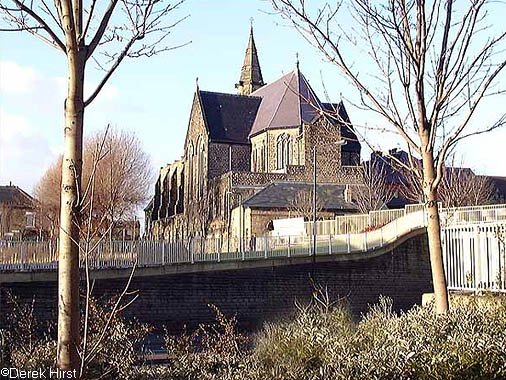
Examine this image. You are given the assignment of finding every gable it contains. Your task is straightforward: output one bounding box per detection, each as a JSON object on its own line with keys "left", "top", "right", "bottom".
{"left": 199, "top": 91, "right": 261, "bottom": 144}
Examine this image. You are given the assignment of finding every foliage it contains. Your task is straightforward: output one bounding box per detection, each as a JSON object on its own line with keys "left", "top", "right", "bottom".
{"left": 81, "top": 296, "right": 152, "bottom": 380}
{"left": 1, "top": 293, "right": 55, "bottom": 369}
{"left": 253, "top": 295, "right": 506, "bottom": 380}
{"left": 0, "top": 293, "right": 150, "bottom": 380}
{"left": 4, "top": 294, "right": 506, "bottom": 379}
{"left": 137, "top": 304, "right": 252, "bottom": 380}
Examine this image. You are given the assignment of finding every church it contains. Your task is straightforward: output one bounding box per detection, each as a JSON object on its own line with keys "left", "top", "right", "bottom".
{"left": 145, "top": 27, "right": 363, "bottom": 245}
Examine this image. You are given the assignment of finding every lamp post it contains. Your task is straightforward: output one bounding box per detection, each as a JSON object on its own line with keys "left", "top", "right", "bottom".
{"left": 312, "top": 139, "right": 347, "bottom": 258}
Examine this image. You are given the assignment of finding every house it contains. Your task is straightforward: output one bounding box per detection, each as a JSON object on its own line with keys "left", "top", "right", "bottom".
{"left": 0, "top": 183, "right": 38, "bottom": 239}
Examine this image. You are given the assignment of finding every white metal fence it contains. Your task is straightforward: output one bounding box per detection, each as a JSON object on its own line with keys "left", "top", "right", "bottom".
{"left": 1, "top": 203, "right": 506, "bottom": 275}
{"left": 0, "top": 211, "right": 427, "bottom": 271}
{"left": 306, "top": 203, "right": 506, "bottom": 236}
{"left": 443, "top": 222, "right": 506, "bottom": 292}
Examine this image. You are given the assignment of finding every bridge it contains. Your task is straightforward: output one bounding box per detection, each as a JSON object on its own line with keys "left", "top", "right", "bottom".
{"left": 1, "top": 203, "right": 504, "bottom": 332}
{"left": 1, "top": 203, "right": 505, "bottom": 292}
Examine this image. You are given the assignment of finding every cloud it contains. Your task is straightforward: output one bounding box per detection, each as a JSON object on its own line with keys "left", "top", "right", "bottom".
{"left": 0, "top": 61, "right": 38, "bottom": 94}
{"left": 0, "top": 108, "right": 56, "bottom": 194}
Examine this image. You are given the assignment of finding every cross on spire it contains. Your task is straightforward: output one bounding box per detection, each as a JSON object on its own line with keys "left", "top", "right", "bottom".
{"left": 236, "top": 21, "right": 265, "bottom": 95}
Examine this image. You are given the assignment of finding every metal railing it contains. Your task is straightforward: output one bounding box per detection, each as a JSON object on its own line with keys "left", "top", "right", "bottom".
{"left": 0, "top": 211, "right": 426, "bottom": 271}
{"left": 1, "top": 203, "right": 506, "bottom": 274}
{"left": 306, "top": 203, "right": 506, "bottom": 236}
{"left": 443, "top": 222, "right": 506, "bottom": 292}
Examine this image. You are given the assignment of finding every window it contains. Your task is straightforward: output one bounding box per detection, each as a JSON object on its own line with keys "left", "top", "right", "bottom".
{"left": 276, "top": 134, "right": 291, "bottom": 170}
{"left": 25, "top": 212, "right": 35, "bottom": 228}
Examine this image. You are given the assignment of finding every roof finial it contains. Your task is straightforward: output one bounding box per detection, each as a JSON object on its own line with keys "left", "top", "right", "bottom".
{"left": 250, "top": 17, "right": 254, "bottom": 33}
{"left": 196, "top": 77, "right": 199, "bottom": 90}
{"left": 296, "top": 52, "right": 300, "bottom": 70}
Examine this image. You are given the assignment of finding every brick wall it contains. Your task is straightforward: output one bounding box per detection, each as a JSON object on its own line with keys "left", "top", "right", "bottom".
{"left": 0, "top": 234, "right": 431, "bottom": 333}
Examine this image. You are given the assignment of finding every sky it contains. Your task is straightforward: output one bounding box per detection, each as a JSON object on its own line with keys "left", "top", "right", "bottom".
{"left": 1, "top": 0, "right": 506, "bottom": 197}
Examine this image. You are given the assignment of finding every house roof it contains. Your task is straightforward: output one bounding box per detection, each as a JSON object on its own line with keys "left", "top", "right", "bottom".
{"left": 249, "top": 68, "right": 324, "bottom": 137}
{"left": 488, "top": 176, "right": 506, "bottom": 199}
{"left": 199, "top": 91, "right": 262, "bottom": 144}
{"left": 243, "top": 182, "right": 358, "bottom": 211}
{"left": 0, "top": 185, "right": 34, "bottom": 207}
{"left": 321, "top": 102, "right": 361, "bottom": 153}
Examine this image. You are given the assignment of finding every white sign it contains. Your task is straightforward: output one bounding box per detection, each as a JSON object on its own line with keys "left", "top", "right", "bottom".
{"left": 272, "top": 217, "right": 306, "bottom": 237}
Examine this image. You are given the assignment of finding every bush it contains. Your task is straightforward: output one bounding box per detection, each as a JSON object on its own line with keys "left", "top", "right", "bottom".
{"left": 1, "top": 293, "right": 151, "bottom": 380}
{"left": 136, "top": 304, "right": 253, "bottom": 380}
{"left": 253, "top": 294, "right": 506, "bottom": 380}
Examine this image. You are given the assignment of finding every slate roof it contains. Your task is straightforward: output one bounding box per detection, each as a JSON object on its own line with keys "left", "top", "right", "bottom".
{"left": 199, "top": 91, "right": 262, "bottom": 144}
{"left": 321, "top": 102, "right": 361, "bottom": 153}
{"left": 0, "top": 185, "right": 34, "bottom": 207}
{"left": 249, "top": 68, "right": 324, "bottom": 137}
{"left": 488, "top": 176, "right": 506, "bottom": 200}
{"left": 243, "top": 182, "right": 358, "bottom": 211}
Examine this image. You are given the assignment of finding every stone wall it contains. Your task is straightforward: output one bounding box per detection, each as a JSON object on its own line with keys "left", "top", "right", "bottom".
{"left": 0, "top": 234, "right": 432, "bottom": 333}
{"left": 208, "top": 143, "right": 251, "bottom": 179}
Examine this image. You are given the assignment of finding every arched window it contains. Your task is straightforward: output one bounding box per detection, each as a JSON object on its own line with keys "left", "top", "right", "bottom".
{"left": 195, "top": 137, "right": 204, "bottom": 197}
{"left": 262, "top": 143, "right": 267, "bottom": 172}
{"left": 276, "top": 134, "right": 291, "bottom": 170}
{"left": 187, "top": 142, "right": 194, "bottom": 198}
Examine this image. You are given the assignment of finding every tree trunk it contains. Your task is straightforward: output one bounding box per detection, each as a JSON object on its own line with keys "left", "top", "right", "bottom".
{"left": 421, "top": 145, "right": 449, "bottom": 314}
{"left": 57, "top": 48, "right": 85, "bottom": 370}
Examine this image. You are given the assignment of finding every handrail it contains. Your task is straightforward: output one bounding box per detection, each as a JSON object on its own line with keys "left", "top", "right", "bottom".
{"left": 1, "top": 203, "right": 506, "bottom": 272}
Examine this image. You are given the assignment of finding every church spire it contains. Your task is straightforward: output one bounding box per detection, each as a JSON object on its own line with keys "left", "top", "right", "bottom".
{"left": 236, "top": 20, "right": 265, "bottom": 95}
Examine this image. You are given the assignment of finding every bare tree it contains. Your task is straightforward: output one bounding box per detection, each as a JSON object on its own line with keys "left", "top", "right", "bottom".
{"left": 0, "top": 0, "right": 188, "bottom": 368}
{"left": 85, "top": 128, "right": 153, "bottom": 237}
{"left": 397, "top": 156, "right": 497, "bottom": 207}
{"left": 351, "top": 159, "right": 395, "bottom": 213}
{"left": 290, "top": 189, "right": 323, "bottom": 220}
{"left": 34, "top": 157, "right": 63, "bottom": 240}
{"left": 35, "top": 127, "right": 154, "bottom": 239}
{"left": 438, "top": 166, "right": 496, "bottom": 208}
{"left": 273, "top": 0, "right": 506, "bottom": 313}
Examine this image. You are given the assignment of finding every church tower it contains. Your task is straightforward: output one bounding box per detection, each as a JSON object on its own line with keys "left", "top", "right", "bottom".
{"left": 236, "top": 24, "right": 265, "bottom": 95}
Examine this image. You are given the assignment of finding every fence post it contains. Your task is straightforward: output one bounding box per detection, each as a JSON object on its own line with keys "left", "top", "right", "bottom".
{"left": 328, "top": 234, "right": 332, "bottom": 255}
{"left": 380, "top": 227, "right": 384, "bottom": 247}
{"left": 474, "top": 225, "right": 481, "bottom": 292}
{"left": 288, "top": 236, "right": 291, "bottom": 258}
{"left": 264, "top": 236, "right": 268, "bottom": 259}
{"left": 363, "top": 231, "right": 367, "bottom": 252}
{"left": 161, "top": 241, "right": 165, "bottom": 266}
{"left": 347, "top": 233, "right": 351, "bottom": 253}
{"left": 190, "top": 238, "right": 194, "bottom": 264}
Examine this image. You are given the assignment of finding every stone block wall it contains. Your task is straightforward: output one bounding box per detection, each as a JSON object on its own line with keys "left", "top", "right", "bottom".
{"left": 1, "top": 234, "right": 432, "bottom": 333}
{"left": 208, "top": 143, "right": 251, "bottom": 179}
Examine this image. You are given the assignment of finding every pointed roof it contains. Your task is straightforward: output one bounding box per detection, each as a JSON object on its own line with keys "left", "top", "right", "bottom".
{"left": 248, "top": 68, "right": 324, "bottom": 137}
{"left": 236, "top": 26, "right": 264, "bottom": 95}
{"left": 0, "top": 185, "right": 34, "bottom": 206}
{"left": 199, "top": 90, "right": 261, "bottom": 144}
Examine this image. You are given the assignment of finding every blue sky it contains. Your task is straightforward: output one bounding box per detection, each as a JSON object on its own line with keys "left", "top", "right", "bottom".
{"left": 1, "top": 0, "right": 505, "bottom": 195}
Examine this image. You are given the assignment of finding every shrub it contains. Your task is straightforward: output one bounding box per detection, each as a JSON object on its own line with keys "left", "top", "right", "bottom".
{"left": 137, "top": 304, "right": 253, "bottom": 380}
{"left": 253, "top": 294, "right": 506, "bottom": 380}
